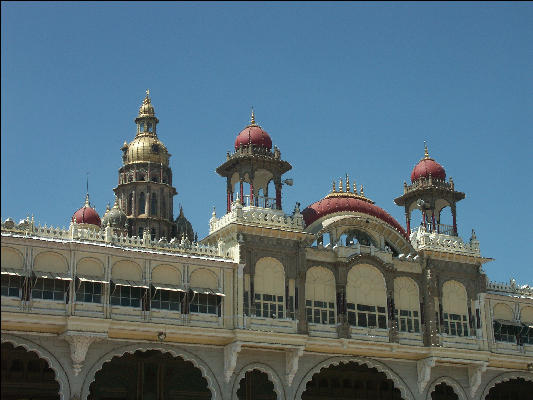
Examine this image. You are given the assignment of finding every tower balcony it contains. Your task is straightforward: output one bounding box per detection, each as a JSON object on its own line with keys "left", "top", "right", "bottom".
{"left": 209, "top": 197, "right": 305, "bottom": 234}
{"left": 410, "top": 225, "right": 482, "bottom": 258}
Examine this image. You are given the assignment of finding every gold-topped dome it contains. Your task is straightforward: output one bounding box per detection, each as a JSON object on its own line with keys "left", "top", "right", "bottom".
{"left": 123, "top": 135, "right": 170, "bottom": 165}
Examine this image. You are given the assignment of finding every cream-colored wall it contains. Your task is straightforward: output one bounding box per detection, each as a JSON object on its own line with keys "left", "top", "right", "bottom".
{"left": 33, "top": 251, "right": 68, "bottom": 273}
{"left": 442, "top": 280, "right": 468, "bottom": 315}
{"left": 493, "top": 303, "right": 514, "bottom": 321}
{"left": 394, "top": 277, "right": 420, "bottom": 311}
{"left": 346, "top": 264, "right": 386, "bottom": 307}
{"left": 190, "top": 268, "right": 217, "bottom": 289}
{"left": 254, "top": 257, "right": 285, "bottom": 296}
{"left": 77, "top": 257, "right": 104, "bottom": 277}
{"left": 1, "top": 246, "right": 24, "bottom": 270}
{"left": 111, "top": 260, "right": 143, "bottom": 281}
{"left": 521, "top": 306, "right": 533, "bottom": 324}
{"left": 151, "top": 264, "right": 182, "bottom": 285}
{"left": 305, "top": 266, "right": 335, "bottom": 302}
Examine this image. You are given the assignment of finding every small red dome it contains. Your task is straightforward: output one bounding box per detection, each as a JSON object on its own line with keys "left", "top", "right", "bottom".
{"left": 234, "top": 125, "right": 272, "bottom": 150}
{"left": 72, "top": 195, "right": 101, "bottom": 227}
{"left": 302, "top": 195, "right": 407, "bottom": 239}
{"left": 411, "top": 158, "right": 446, "bottom": 183}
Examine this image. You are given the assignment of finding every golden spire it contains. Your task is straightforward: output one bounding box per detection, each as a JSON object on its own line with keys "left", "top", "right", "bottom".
{"left": 332, "top": 180, "right": 336, "bottom": 192}
{"left": 424, "top": 141, "right": 429, "bottom": 159}
{"left": 339, "top": 178, "right": 343, "bottom": 192}
{"left": 346, "top": 174, "right": 350, "bottom": 192}
{"left": 250, "top": 107, "right": 256, "bottom": 126}
{"left": 360, "top": 184, "right": 365, "bottom": 197}
{"left": 353, "top": 180, "right": 357, "bottom": 194}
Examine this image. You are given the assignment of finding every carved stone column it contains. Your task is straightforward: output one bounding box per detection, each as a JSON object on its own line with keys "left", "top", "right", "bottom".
{"left": 296, "top": 271, "right": 307, "bottom": 334}
{"left": 63, "top": 334, "right": 102, "bottom": 376}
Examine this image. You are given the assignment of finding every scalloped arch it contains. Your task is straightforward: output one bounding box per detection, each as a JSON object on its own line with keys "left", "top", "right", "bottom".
{"left": 481, "top": 371, "right": 533, "bottom": 400}
{"left": 426, "top": 377, "right": 467, "bottom": 400}
{"left": 81, "top": 344, "right": 222, "bottom": 400}
{"left": 1, "top": 334, "right": 71, "bottom": 400}
{"left": 294, "top": 356, "right": 414, "bottom": 400}
{"left": 232, "top": 362, "right": 286, "bottom": 400}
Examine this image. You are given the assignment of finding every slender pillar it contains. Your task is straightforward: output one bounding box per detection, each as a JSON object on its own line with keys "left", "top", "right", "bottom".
{"left": 227, "top": 190, "right": 231, "bottom": 213}
{"left": 405, "top": 213, "right": 411, "bottom": 236}
{"left": 275, "top": 184, "right": 282, "bottom": 210}
{"left": 452, "top": 204, "right": 457, "bottom": 235}
{"left": 250, "top": 181, "right": 254, "bottom": 206}
{"left": 432, "top": 211, "right": 436, "bottom": 232}
{"left": 239, "top": 180, "right": 244, "bottom": 204}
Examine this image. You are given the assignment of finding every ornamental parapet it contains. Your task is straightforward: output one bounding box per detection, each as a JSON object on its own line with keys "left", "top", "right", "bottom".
{"left": 209, "top": 200, "right": 305, "bottom": 234}
{"left": 402, "top": 176, "right": 453, "bottom": 194}
{"left": 226, "top": 144, "right": 280, "bottom": 161}
{"left": 488, "top": 279, "right": 533, "bottom": 299}
{"left": 1, "top": 217, "right": 226, "bottom": 259}
{"left": 410, "top": 225, "right": 481, "bottom": 257}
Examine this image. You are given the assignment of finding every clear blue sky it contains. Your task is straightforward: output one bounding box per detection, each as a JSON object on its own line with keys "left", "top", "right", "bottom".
{"left": 2, "top": 2, "right": 532, "bottom": 284}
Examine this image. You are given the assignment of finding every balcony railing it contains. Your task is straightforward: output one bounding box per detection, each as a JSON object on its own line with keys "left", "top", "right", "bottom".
{"left": 422, "top": 222, "right": 455, "bottom": 236}
{"left": 238, "top": 194, "right": 278, "bottom": 210}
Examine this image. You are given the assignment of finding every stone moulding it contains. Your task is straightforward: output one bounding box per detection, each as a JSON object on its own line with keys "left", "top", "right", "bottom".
{"left": 232, "top": 362, "right": 286, "bottom": 400}
{"left": 294, "top": 356, "right": 414, "bottom": 400}
{"left": 480, "top": 371, "right": 533, "bottom": 400}
{"left": 80, "top": 343, "right": 222, "bottom": 400}
{"left": 425, "top": 376, "right": 468, "bottom": 400}
{"left": 1, "top": 333, "right": 71, "bottom": 400}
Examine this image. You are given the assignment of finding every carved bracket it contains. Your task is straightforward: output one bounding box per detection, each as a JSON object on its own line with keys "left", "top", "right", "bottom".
{"left": 224, "top": 341, "right": 242, "bottom": 383}
{"left": 285, "top": 347, "right": 304, "bottom": 386}
{"left": 468, "top": 362, "right": 488, "bottom": 398}
{"left": 417, "top": 357, "right": 436, "bottom": 394}
{"left": 63, "top": 334, "right": 101, "bottom": 376}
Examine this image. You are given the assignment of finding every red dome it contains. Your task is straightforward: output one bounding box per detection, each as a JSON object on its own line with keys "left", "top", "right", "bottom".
{"left": 302, "top": 195, "right": 407, "bottom": 239}
{"left": 234, "top": 125, "right": 272, "bottom": 150}
{"left": 411, "top": 158, "right": 446, "bottom": 182}
{"left": 72, "top": 200, "right": 101, "bottom": 227}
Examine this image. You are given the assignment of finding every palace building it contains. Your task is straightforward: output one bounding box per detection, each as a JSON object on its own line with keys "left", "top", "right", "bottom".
{"left": 1, "top": 92, "right": 532, "bottom": 400}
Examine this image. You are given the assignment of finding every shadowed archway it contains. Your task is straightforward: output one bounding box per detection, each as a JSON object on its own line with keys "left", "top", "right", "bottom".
{"left": 236, "top": 369, "right": 277, "bottom": 400}
{"left": 485, "top": 377, "right": 533, "bottom": 400}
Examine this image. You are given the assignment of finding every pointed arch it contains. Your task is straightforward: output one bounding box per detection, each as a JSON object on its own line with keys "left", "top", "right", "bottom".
{"left": 481, "top": 371, "right": 533, "bottom": 400}
{"left": 294, "top": 356, "right": 414, "bottom": 400}
{"left": 232, "top": 362, "right": 286, "bottom": 400}
{"left": 81, "top": 344, "right": 222, "bottom": 400}
{"left": 1, "top": 333, "right": 71, "bottom": 400}
{"left": 426, "top": 377, "right": 467, "bottom": 400}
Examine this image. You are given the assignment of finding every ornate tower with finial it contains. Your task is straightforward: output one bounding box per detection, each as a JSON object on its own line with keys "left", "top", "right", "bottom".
{"left": 114, "top": 91, "right": 177, "bottom": 239}
{"left": 216, "top": 109, "right": 292, "bottom": 212}
{"left": 394, "top": 143, "right": 465, "bottom": 236}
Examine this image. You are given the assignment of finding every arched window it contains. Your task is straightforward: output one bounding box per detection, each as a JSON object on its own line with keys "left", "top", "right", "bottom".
{"left": 492, "top": 303, "right": 516, "bottom": 343}
{"left": 151, "top": 193, "right": 157, "bottom": 216}
{"left": 442, "top": 280, "right": 469, "bottom": 337}
{"left": 254, "top": 257, "right": 285, "bottom": 319}
{"left": 137, "top": 173, "right": 145, "bottom": 181}
{"left": 344, "top": 229, "right": 375, "bottom": 247}
{"left": 151, "top": 228, "right": 156, "bottom": 240}
{"left": 127, "top": 193, "right": 133, "bottom": 215}
{"left": 346, "top": 265, "right": 387, "bottom": 329}
{"left": 394, "top": 277, "right": 420, "bottom": 333}
{"left": 305, "top": 267, "right": 336, "bottom": 325}
{"left": 139, "top": 192, "right": 145, "bottom": 214}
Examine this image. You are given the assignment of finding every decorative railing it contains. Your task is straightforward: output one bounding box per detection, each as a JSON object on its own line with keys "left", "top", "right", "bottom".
{"left": 209, "top": 200, "right": 304, "bottom": 234}
{"left": 488, "top": 280, "right": 533, "bottom": 297}
{"left": 1, "top": 218, "right": 225, "bottom": 259}
{"left": 403, "top": 177, "right": 454, "bottom": 194}
{"left": 422, "top": 222, "right": 455, "bottom": 236}
{"left": 241, "top": 194, "right": 277, "bottom": 209}
{"left": 410, "top": 226, "right": 481, "bottom": 256}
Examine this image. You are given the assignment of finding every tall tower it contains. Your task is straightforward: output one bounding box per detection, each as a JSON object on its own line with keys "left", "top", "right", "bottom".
{"left": 394, "top": 144, "right": 465, "bottom": 237}
{"left": 114, "top": 91, "right": 177, "bottom": 240}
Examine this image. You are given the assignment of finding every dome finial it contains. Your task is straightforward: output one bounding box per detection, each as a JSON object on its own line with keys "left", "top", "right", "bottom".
{"left": 424, "top": 141, "right": 430, "bottom": 159}
{"left": 250, "top": 107, "right": 256, "bottom": 126}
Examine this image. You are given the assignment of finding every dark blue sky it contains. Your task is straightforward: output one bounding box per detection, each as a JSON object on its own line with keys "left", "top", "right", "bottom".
{"left": 2, "top": 2, "right": 532, "bottom": 284}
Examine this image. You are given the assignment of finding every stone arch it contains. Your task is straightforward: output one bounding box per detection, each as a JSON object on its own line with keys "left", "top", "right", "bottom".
{"left": 33, "top": 251, "right": 68, "bottom": 274}
{"left": 1, "top": 333, "right": 71, "bottom": 400}
{"left": 255, "top": 257, "right": 285, "bottom": 296}
{"left": 76, "top": 257, "right": 104, "bottom": 277}
{"left": 394, "top": 276, "right": 420, "bottom": 311}
{"left": 480, "top": 371, "right": 533, "bottom": 400}
{"left": 232, "top": 362, "right": 286, "bottom": 400}
{"left": 520, "top": 306, "right": 533, "bottom": 323}
{"left": 426, "top": 377, "right": 467, "bottom": 400}
{"left": 81, "top": 343, "right": 222, "bottom": 400}
{"left": 442, "top": 280, "right": 468, "bottom": 315}
{"left": 1, "top": 246, "right": 24, "bottom": 270}
{"left": 190, "top": 268, "right": 218, "bottom": 289}
{"left": 492, "top": 303, "right": 514, "bottom": 321}
{"left": 346, "top": 264, "right": 387, "bottom": 307}
{"left": 305, "top": 266, "right": 336, "bottom": 303}
{"left": 295, "top": 356, "right": 414, "bottom": 400}
{"left": 111, "top": 260, "right": 143, "bottom": 281}
{"left": 151, "top": 264, "right": 182, "bottom": 285}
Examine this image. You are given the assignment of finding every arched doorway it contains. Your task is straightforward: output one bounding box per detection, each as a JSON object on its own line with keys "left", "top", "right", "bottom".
{"left": 1, "top": 342, "right": 60, "bottom": 400}
{"left": 236, "top": 369, "right": 276, "bottom": 400}
{"left": 430, "top": 382, "right": 458, "bottom": 400}
{"left": 301, "top": 361, "right": 403, "bottom": 400}
{"left": 485, "top": 378, "right": 533, "bottom": 400}
{"left": 88, "top": 350, "right": 211, "bottom": 400}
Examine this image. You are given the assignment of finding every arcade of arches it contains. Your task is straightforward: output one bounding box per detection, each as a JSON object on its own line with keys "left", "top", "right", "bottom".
{"left": 1, "top": 342, "right": 60, "bottom": 400}
{"left": 88, "top": 350, "right": 211, "bottom": 400}
{"left": 236, "top": 369, "right": 276, "bottom": 400}
{"left": 430, "top": 383, "right": 458, "bottom": 400}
